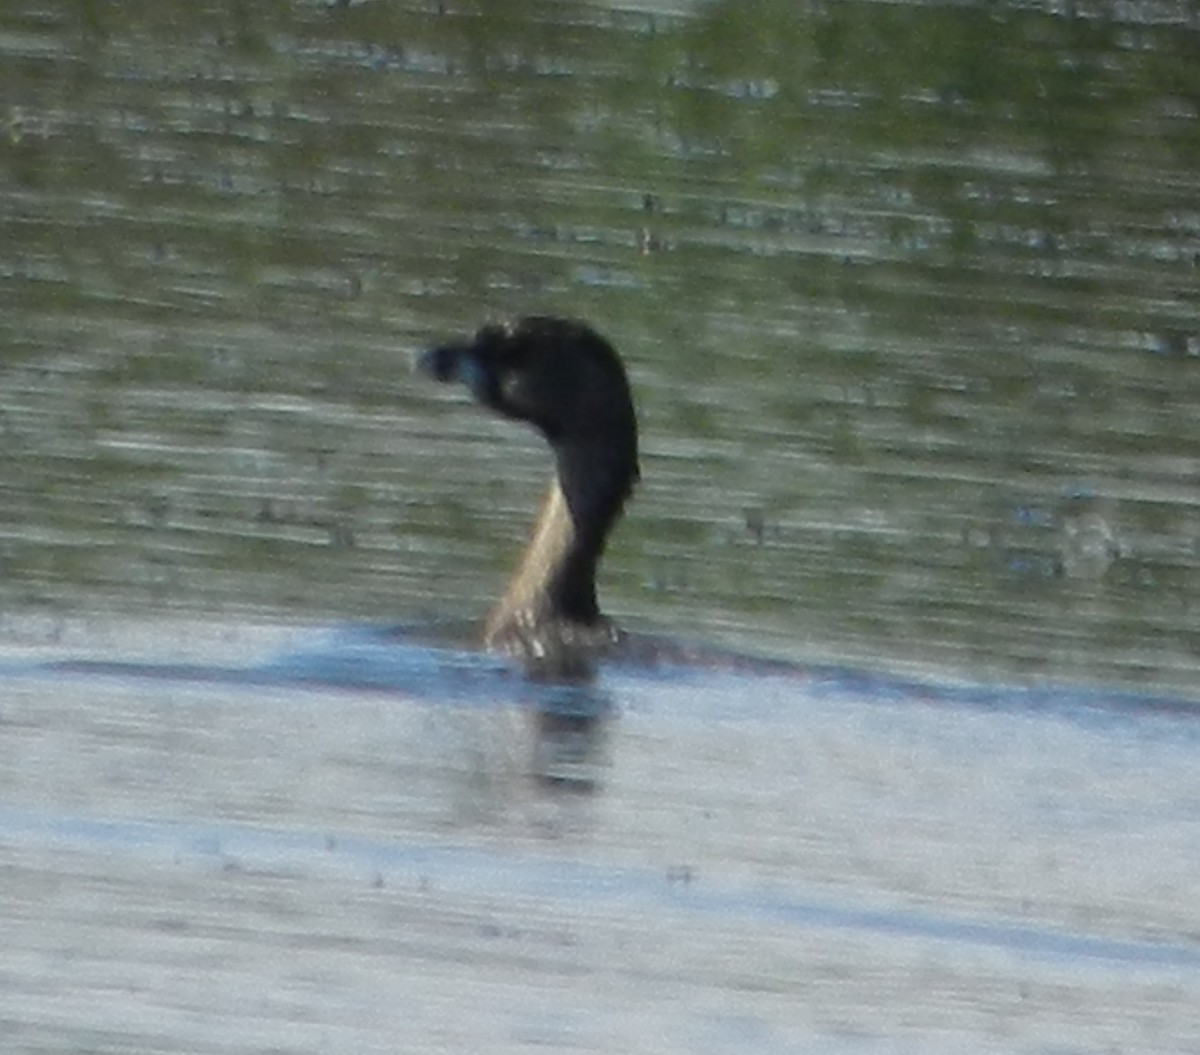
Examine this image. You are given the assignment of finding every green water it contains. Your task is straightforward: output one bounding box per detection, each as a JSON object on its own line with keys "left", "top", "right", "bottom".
{"left": 3, "top": 0, "right": 1199, "bottom": 693}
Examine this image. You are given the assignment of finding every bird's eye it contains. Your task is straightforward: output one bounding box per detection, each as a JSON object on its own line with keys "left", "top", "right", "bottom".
{"left": 497, "top": 365, "right": 525, "bottom": 405}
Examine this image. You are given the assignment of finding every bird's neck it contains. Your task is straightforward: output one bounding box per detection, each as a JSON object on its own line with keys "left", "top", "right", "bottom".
{"left": 484, "top": 439, "right": 635, "bottom": 651}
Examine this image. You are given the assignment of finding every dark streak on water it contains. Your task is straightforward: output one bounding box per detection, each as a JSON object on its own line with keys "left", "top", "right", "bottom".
{"left": 3, "top": 805, "right": 1197, "bottom": 973}
{"left": 6, "top": 622, "right": 1200, "bottom": 726}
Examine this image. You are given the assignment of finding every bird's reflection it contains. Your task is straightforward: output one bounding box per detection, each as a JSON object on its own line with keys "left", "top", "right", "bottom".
{"left": 521, "top": 652, "right": 613, "bottom": 792}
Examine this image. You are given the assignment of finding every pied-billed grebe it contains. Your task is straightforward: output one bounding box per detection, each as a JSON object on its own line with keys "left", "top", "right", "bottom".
{"left": 418, "top": 317, "right": 639, "bottom": 669}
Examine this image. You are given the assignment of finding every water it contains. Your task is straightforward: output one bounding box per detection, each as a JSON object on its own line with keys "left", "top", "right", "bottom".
{"left": 2, "top": 1, "right": 1200, "bottom": 1051}
{"left": 3, "top": 0, "right": 1199, "bottom": 690}
{"left": 2, "top": 623, "right": 1199, "bottom": 1052}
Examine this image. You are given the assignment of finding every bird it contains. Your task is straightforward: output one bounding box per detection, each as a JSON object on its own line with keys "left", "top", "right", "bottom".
{"left": 418, "top": 316, "right": 639, "bottom": 678}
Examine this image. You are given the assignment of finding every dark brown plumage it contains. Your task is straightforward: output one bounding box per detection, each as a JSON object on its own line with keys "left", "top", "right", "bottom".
{"left": 419, "top": 317, "right": 639, "bottom": 670}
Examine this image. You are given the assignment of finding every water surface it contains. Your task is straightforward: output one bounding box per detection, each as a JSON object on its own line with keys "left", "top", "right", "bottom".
{"left": 3, "top": 0, "right": 1199, "bottom": 691}
{"left": 2, "top": 1, "right": 1200, "bottom": 1050}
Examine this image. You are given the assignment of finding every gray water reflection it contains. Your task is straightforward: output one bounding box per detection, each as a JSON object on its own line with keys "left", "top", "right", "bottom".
{"left": 2, "top": 627, "right": 1199, "bottom": 1053}
{"left": 4, "top": 0, "right": 1200, "bottom": 693}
